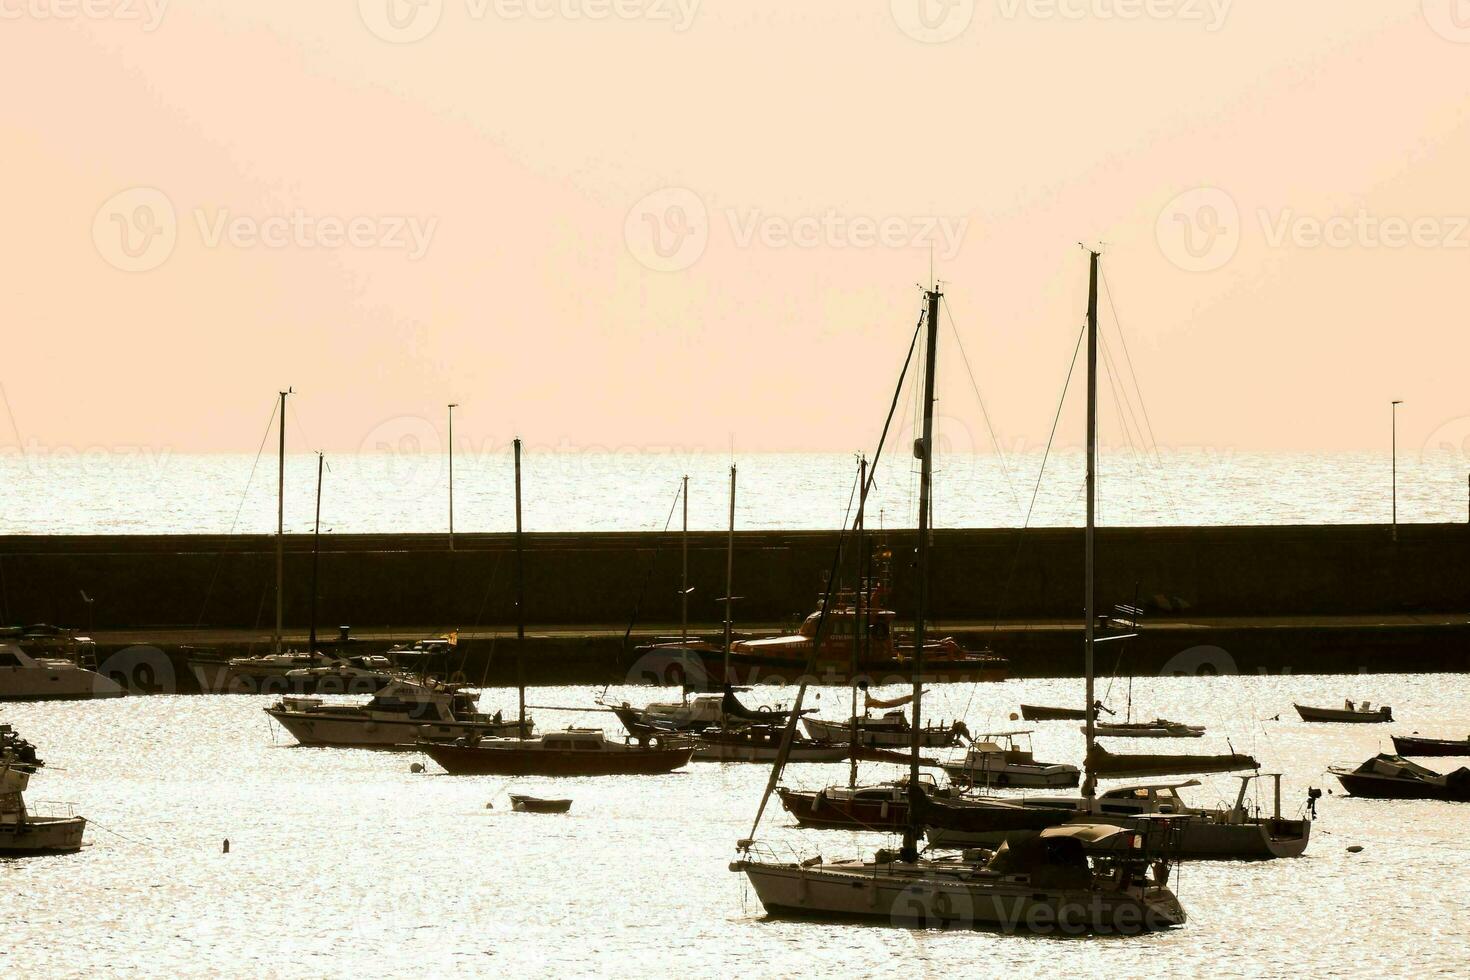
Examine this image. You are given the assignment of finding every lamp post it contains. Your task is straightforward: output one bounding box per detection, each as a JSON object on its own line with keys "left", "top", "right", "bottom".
{"left": 1391, "top": 399, "right": 1403, "bottom": 542}
{"left": 448, "top": 403, "right": 458, "bottom": 551}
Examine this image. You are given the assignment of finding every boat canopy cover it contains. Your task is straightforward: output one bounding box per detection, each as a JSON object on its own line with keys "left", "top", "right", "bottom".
{"left": 720, "top": 687, "right": 783, "bottom": 721}
{"left": 865, "top": 691, "right": 918, "bottom": 710}
{"left": 1087, "top": 744, "right": 1259, "bottom": 778}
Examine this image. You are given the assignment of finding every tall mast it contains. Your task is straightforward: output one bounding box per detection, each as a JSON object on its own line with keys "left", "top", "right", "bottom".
{"left": 309, "top": 452, "right": 323, "bottom": 656}
{"left": 722, "top": 464, "right": 736, "bottom": 680}
{"left": 902, "top": 287, "right": 941, "bottom": 862}
{"left": 1083, "top": 250, "right": 1100, "bottom": 801}
{"left": 681, "top": 474, "right": 689, "bottom": 648}
{"left": 514, "top": 438, "right": 526, "bottom": 737}
{"left": 849, "top": 454, "right": 867, "bottom": 789}
{"left": 274, "top": 388, "right": 288, "bottom": 656}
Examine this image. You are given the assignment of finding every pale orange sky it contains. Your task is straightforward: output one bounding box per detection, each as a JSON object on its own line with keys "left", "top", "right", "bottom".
{"left": 2, "top": 3, "right": 1468, "bottom": 457}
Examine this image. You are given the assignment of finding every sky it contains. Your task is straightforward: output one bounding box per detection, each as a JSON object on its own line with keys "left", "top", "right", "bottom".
{"left": 2, "top": 2, "right": 1469, "bottom": 460}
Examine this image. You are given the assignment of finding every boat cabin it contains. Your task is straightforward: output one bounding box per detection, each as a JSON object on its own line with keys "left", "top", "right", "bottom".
{"left": 541, "top": 729, "right": 609, "bottom": 751}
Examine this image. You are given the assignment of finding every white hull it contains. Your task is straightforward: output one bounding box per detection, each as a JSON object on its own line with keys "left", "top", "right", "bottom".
{"left": 0, "top": 815, "right": 86, "bottom": 854}
{"left": 268, "top": 711, "right": 523, "bottom": 748}
{"left": 802, "top": 717, "right": 955, "bottom": 749}
{"left": 0, "top": 665, "right": 124, "bottom": 701}
{"left": 733, "top": 860, "right": 1184, "bottom": 933}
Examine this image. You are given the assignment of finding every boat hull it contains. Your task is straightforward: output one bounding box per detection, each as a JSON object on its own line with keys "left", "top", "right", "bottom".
{"left": 732, "top": 860, "right": 1184, "bottom": 933}
{"left": 1333, "top": 770, "right": 1470, "bottom": 801}
{"left": 1294, "top": 704, "right": 1392, "bottom": 723}
{"left": 778, "top": 787, "right": 911, "bottom": 831}
{"left": 267, "top": 709, "right": 525, "bottom": 748}
{"left": 421, "top": 741, "right": 695, "bottom": 776}
{"left": 941, "top": 763, "right": 1080, "bottom": 789}
{"left": 0, "top": 815, "right": 86, "bottom": 855}
{"left": 927, "top": 811, "right": 1309, "bottom": 859}
{"left": 1391, "top": 735, "right": 1470, "bottom": 757}
{"left": 0, "top": 667, "right": 124, "bottom": 701}
{"left": 1020, "top": 704, "right": 1087, "bottom": 721}
{"left": 801, "top": 717, "right": 958, "bottom": 749}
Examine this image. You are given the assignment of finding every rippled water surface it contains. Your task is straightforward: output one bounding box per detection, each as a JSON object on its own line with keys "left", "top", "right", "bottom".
{"left": 4, "top": 674, "right": 1469, "bottom": 977}
{"left": 2, "top": 449, "right": 1470, "bottom": 533}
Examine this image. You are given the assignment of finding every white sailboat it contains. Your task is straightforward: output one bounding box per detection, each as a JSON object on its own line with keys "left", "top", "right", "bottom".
{"left": 732, "top": 275, "right": 1187, "bottom": 933}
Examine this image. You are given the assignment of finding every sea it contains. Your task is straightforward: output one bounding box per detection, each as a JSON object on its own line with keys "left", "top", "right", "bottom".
{"left": 1, "top": 448, "right": 1468, "bottom": 534}
{"left": 3, "top": 674, "right": 1469, "bottom": 977}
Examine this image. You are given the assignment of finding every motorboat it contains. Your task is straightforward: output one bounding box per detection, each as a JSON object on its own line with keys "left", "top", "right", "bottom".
{"left": 941, "top": 731, "right": 1080, "bottom": 789}
{"left": 690, "top": 725, "right": 847, "bottom": 763}
{"left": 1295, "top": 702, "right": 1392, "bottom": 723}
{"left": 733, "top": 820, "right": 1186, "bottom": 933}
{"left": 776, "top": 775, "right": 962, "bottom": 832}
{"left": 802, "top": 706, "right": 966, "bottom": 750}
{"left": 607, "top": 688, "right": 803, "bottom": 741}
{"left": 925, "top": 775, "right": 1312, "bottom": 859}
{"left": 1330, "top": 754, "right": 1470, "bottom": 801}
{"left": 1090, "top": 719, "right": 1204, "bottom": 739}
{"left": 1, "top": 725, "right": 86, "bottom": 855}
{"left": 265, "top": 678, "right": 528, "bottom": 748}
{"left": 419, "top": 728, "right": 695, "bottom": 776}
{"left": 1391, "top": 733, "right": 1470, "bottom": 757}
{"left": 283, "top": 655, "right": 398, "bottom": 695}
{"left": 0, "top": 643, "right": 124, "bottom": 701}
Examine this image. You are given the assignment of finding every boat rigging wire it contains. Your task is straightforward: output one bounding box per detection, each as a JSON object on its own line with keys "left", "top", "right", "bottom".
{"left": 941, "top": 295, "right": 1023, "bottom": 519}
{"left": 743, "top": 306, "right": 925, "bottom": 843}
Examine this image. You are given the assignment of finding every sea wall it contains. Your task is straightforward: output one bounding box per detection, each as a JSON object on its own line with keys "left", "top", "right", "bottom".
{"left": 0, "top": 523, "right": 1465, "bottom": 631}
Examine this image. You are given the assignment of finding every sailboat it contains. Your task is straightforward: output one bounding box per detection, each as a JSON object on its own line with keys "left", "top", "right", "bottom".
{"left": 922, "top": 253, "right": 1307, "bottom": 860}
{"left": 420, "top": 440, "right": 695, "bottom": 778}
{"left": 732, "top": 279, "right": 1187, "bottom": 933}
{"left": 1, "top": 724, "right": 86, "bottom": 855}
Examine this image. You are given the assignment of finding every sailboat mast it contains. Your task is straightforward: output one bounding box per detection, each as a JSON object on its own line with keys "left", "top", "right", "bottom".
{"left": 903, "top": 287, "right": 941, "bottom": 860}
{"left": 1084, "top": 250, "right": 1100, "bottom": 800}
{"left": 309, "top": 452, "right": 322, "bottom": 655}
{"left": 850, "top": 454, "right": 867, "bottom": 789}
{"left": 722, "top": 465, "right": 736, "bottom": 679}
{"left": 514, "top": 438, "right": 526, "bottom": 736}
{"left": 274, "top": 389, "right": 288, "bottom": 656}
{"left": 681, "top": 474, "right": 689, "bottom": 648}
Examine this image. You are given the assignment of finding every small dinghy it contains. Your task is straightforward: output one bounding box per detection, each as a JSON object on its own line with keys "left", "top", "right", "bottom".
{"left": 1089, "top": 718, "right": 1204, "bottom": 739}
{"left": 1020, "top": 701, "right": 1111, "bottom": 722}
{"left": 1391, "top": 734, "right": 1470, "bottom": 757}
{"left": 1294, "top": 702, "right": 1392, "bottom": 723}
{"left": 1330, "top": 754, "right": 1470, "bottom": 801}
{"left": 509, "top": 795, "right": 572, "bottom": 814}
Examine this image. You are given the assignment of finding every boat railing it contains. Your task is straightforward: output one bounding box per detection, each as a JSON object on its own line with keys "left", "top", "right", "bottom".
{"left": 23, "top": 799, "right": 78, "bottom": 819}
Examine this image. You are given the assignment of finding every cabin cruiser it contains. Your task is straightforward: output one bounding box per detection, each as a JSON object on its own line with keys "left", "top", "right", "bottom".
{"left": 1330, "top": 754, "right": 1470, "bottom": 801}
{"left": 924, "top": 776, "right": 1311, "bottom": 859}
{"left": 802, "top": 708, "right": 966, "bottom": 749}
{"left": 941, "top": 731, "right": 1080, "bottom": 789}
{"left": 1, "top": 724, "right": 86, "bottom": 854}
{"left": 0, "top": 643, "right": 124, "bottom": 701}
{"left": 419, "top": 727, "right": 695, "bottom": 776}
{"left": 777, "top": 775, "right": 965, "bottom": 832}
{"left": 265, "top": 678, "right": 529, "bottom": 748}
{"left": 1089, "top": 719, "right": 1204, "bottom": 739}
{"left": 733, "top": 821, "right": 1186, "bottom": 933}
{"left": 690, "top": 725, "right": 848, "bottom": 763}
{"left": 608, "top": 688, "right": 802, "bottom": 742}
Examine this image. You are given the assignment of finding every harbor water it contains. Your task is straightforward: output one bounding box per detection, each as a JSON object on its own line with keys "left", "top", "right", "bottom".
{"left": 4, "top": 672, "right": 1468, "bottom": 976}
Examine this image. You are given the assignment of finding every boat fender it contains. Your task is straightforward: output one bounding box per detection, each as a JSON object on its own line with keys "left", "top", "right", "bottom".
{"left": 880, "top": 802, "right": 889, "bottom": 819}
{"left": 410, "top": 762, "right": 425, "bottom": 773}
{"left": 649, "top": 735, "right": 664, "bottom": 751}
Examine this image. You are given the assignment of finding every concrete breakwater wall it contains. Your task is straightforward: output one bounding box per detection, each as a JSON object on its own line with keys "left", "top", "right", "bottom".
{"left": 0, "top": 523, "right": 1465, "bottom": 632}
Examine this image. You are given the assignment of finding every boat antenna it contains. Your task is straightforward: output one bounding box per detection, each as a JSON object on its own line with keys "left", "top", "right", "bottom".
{"left": 1083, "top": 249, "right": 1100, "bottom": 802}
{"left": 514, "top": 438, "right": 527, "bottom": 737}
{"left": 309, "top": 451, "right": 323, "bottom": 657}
{"left": 901, "top": 285, "right": 941, "bottom": 863}
{"left": 274, "top": 387, "right": 292, "bottom": 656}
